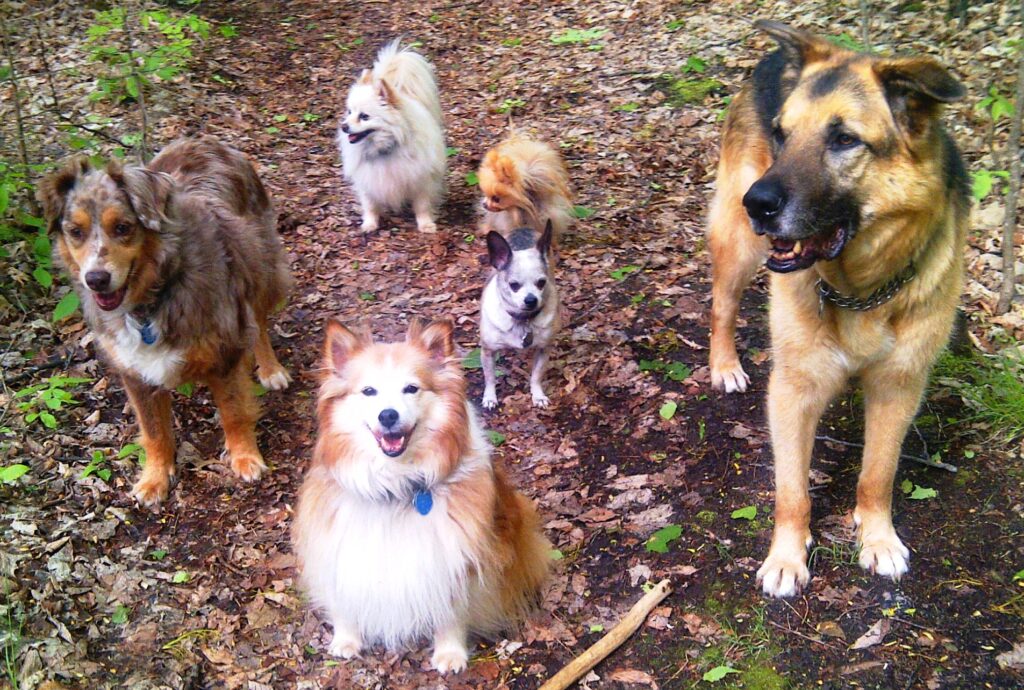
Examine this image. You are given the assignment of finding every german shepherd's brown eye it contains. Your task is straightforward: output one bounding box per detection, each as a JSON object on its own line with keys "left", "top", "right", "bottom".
{"left": 509, "top": 281, "right": 521, "bottom": 292}
{"left": 403, "top": 384, "right": 419, "bottom": 394}
{"left": 362, "top": 386, "right": 377, "bottom": 396}
{"left": 830, "top": 132, "right": 861, "bottom": 151}
{"left": 114, "top": 222, "right": 131, "bottom": 237}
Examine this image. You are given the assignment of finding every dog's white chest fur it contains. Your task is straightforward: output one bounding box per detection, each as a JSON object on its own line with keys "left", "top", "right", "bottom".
{"left": 108, "top": 322, "right": 185, "bottom": 387}
{"left": 304, "top": 489, "right": 473, "bottom": 648}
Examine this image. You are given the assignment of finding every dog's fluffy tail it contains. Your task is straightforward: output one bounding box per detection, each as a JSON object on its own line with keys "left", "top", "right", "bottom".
{"left": 373, "top": 39, "right": 443, "bottom": 123}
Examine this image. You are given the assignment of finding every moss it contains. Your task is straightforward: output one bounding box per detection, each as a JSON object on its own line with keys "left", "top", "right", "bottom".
{"left": 696, "top": 509, "right": 717, "bottom": 525}
{"left": 656, "top": 74, "right": 725, "bottom": 106}
{"left": 739, "top": 659, "right": 789, "bottom": 689}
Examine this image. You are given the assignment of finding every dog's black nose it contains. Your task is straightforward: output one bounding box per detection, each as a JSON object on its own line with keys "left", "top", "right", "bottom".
{"left": 743, "top": 178, "right": 787, "bottom": 228}
{"left": 378, "top": 408, "right": 399, "bottom": 428}
{"left": 85, "top": 270, "right": 112, "bottom": 292}
{"left": 524, "top": 294, "right": 539, "bottom": 309}
{"left": 341, "top": 123, "right": 350, "bottom": 134}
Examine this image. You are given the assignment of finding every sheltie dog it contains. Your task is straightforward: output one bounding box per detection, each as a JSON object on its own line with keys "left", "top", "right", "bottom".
{"left": 338, "top": 39, "right": 446, "bottom": 233}
{"left": 37, "top": 136, "right": 292, "bottom": 507}
{"left": 292, "top": 319, "right": 551, "bottom": 673}
{"left": 478, "top": 133, "right": 573, "bottom": 240}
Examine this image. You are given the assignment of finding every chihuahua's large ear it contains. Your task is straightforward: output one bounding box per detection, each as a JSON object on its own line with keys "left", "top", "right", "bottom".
{"left": 378, "top": 79, "right": 398, "bottom": 106}
{"left": 408, "top": 318, "right": 455, "bottom": 363}
{"left": 537, "top": 220, "right": 554, "bottom": 258}
{"left": 873, "top": 56, "right": 965, "bottom": 137}
{"left": 755, "top": 20, "right": 835, "bottom": 65}
{"left": 107, "top": 160, "right": 174, "bottom": 232}
{"left": 487, "top": 231, "right": 512, "bottom": 270}
{"left": 36, "top": 156, "right": 91, "bottom": 235}
{"left": 323, "top": 320, "right": 371, "bottom": 373}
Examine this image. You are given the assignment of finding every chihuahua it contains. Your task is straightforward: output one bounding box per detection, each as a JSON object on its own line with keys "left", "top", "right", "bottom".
{"left": 480, "top": 221, "right": 560, "bottom": 409}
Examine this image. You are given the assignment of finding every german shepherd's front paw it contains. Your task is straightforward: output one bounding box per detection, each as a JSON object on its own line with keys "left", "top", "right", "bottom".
{"left": 258, "top": 365, "right": 292, "bottom": 391}
{"left": 430, "top": 643, "right": 468, "bottom": 674}
{"left": 132, "top": 472, "right": 172, "bottom": 508}
{"left": 710, "top": 358, "right": 750, "bottom": 394}
{"left": 855, "top": 515, "right": 910, "bottom": 580}
{"left": 230, "top": 451, "right": 266, "bottom": 482}
{"left": 757, "top": 543, "right": 811, "bottom": 597}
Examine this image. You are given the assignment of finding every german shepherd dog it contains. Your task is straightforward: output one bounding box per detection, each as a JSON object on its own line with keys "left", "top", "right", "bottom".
{"left": 38, "top": 137, "right": 292, "bottom": 507}
{"left": 707, "top": 22, "right": 968, "bottom": 596}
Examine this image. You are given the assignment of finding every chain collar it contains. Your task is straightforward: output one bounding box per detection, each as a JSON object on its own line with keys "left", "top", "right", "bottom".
{"left": 817, "top": 264, "right": 916, "bottom": 316}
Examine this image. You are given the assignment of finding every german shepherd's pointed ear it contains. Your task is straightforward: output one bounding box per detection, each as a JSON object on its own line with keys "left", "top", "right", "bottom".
{"left": 537, "top": 219, "right": 553, "bottom": 258}
{"left": 106, "top": 160, "right": 174, "bottom": 232}
{"left": 36, "top": 156, "right": 91, "bottom": 235}
{"left": 487, "top": 231, "right": 512, "bottom": 270}
{"left": 323, "top": 320, "right": 372, "bottom": 373}
{"left": 408, "top": 318, "right": 455, "bottom": 363}
{"left": 874, "top": 57, "right": 965, "bottom": 136}
{"left": 755, "top": 20, "right": 836, "bottom": 65}
{"left": 378, "top": 79, "right": 398, "bottom": 106}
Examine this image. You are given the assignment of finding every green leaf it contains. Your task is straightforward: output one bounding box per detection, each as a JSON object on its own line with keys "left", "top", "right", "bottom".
{"left": 252, "top": 382, "right": 268, "bottom": 397}
{"left": 273, "top": 114, "right": 288, "bottom": 122}
{"left": 645, "top": 523, "right": 682, "bottom": 553}
{"left": 659, "top": 401, "right": 677, "bottom": 420}
{"left": 219, "top": 24, "right": 238, "bottom": 38}
{"left": 549, "top": 549, "right": 564, "bottom": 560}
{"left": 177, "top": 382, "right": 195, "bottom": 397}
{"left": 52, "top": 291, "right": 80, "bottom": 322}
{"left": 991, "top": 97, "right": 1014, "bottom": 121}
{"left": 614, "top": 102, "right": 640, "bottom": 112}
{"left": 33, "top": 267, "right": 53, "bottom": 289}
{"left": 486, "top": 430, "right": 506, "bottom": 446}
{"left": 900, "top": 478, "right": 913, "bottom": 494}
{"left": 125, "top": 76, "right": 139, "bottom": 99}
{"left": 172, "top": 570, "right": 190, "bottom": 584}
{"left": 149, "top": 549, "right": 168, "bottom": 560}
{"left": 666, "top": 19, "right": 685, "bottom": 32}
{"left": 445, "top": 146, "right": 459, "bottom": 157}
{"left": 731, "top": 505, "right": 757, "bottom": 520}
{"left": 908, "top": 485, "right": 937, "bottom": 500}
{"left": 588, "top": 623, "right": 604, "bottom": 633}
{"left": 462, "top": 347, "right": 482, "bottom": 369}
{"left": 40, "top": 412, "right": 57, "bottom": 429}
{"left": 551, "top": 28, "right": 608, "bottom": 45}
{"left": 501, "top": 37, "right": 522, "bottom": 47}
{"left": 112, "top": 604, "right": 129, "bottom": 624}
{"left": 465, "top": 171, "right": 479, "bottom": 186}
{"left": 0, "top": 464, "right": 30, "bottom": 483}
{"left": 358, "top": 291, "right": 375, "bottom": 301}
{"left": 302, "top": 112, "right": 320, "bottom": 122}
{"left": 664, "top": 361, "right": 691, "bottom": 382}
{"left": 572, "top": 205, "right": 595, "bottom": 219}
{"left": 683, "top": 56, "right": 707, "bottom": 74}
{"left": 703, "top": 665, "right": 740, "bottom": 682}
{"left": 117, "top": 443, "right": 143, "bottom": 459}
{"left": 610, "top": 264, "right": 641, "bottom": 281}
{"left": 265, "top": 126, "right": 280, "bottom": 134}
{"left": 1013, "top": 569, "right": 1024, "bottom": 581}
{"left": 972, "top": 171, "right": 995, "bottom": 201}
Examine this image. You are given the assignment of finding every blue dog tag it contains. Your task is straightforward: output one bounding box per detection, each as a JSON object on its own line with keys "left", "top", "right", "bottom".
{"left": 139, "top": 319, "right": 158, "bottom": 345}
{"left": 414, "top": 489, "right": 433, "bottom": 516}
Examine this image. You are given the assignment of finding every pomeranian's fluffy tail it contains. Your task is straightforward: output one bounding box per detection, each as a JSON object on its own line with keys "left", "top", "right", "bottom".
{"left": 373, "top": 39, "right": 443, "bottom": 123}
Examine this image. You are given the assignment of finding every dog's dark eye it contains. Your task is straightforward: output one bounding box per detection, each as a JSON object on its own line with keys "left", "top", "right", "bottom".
{"left": 491, "top": 195, "right": 500, "bottom": 203}
{"left": 67, "top": 226, "right": 83, "bottom": 240}
{"left": 509, "top": 281, "right": 521, "bottom": 292}
{"left": 361, "top": 386, "right": 377, "bottom": 396}
{"left": 536, "top": 279, "right": 546, "bottom": 289}
{"left": 358, "top": 112, "right": 369, "bottom": 121}
{"left": 113, "top": 222, "right": 131, "bottom": 237}
{"left": 403, "top": 384, "right": 419, "bottom": 394}
{"left": 772, "top": 126, "right": 786, "bottom": 148}
{"left": 830, "top": 131, "right": 861, "bottom": 151}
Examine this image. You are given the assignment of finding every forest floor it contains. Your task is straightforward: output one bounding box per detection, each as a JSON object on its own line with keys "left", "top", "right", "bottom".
{"left": 1, "top": 0, "right": 1023, "bottom": 689}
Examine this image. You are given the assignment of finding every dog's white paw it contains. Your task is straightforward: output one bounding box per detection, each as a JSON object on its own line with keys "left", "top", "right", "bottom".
{"left": 855, "top": 516, "right": 910, "bottom": 580}
{"left": 258, "top": 367, "right": 291, "bottom": 391}
{"left": 532, "top": 392, "right": 551, "bottom": 408}
{"left": 327, "top": 630, "right": 362, "bottom": 659}
{"left": 430, "top": 643, "right": 468, "bottom": 674}
{"left": 360, "top": 218, "right": 379, "bottom": 233}
{"left": 711, "top": 360, "right": 750, "bottom": 394}
{"left": 230, "top": 451, "right": 266, "bottom": 482}
{"left": 417, "top": 219, "right": 438, "bottom": 234}
{"left": 132, "top": 471, "right": 173, "bottom": 509}
{"left": 482, "top": 393, "right": 498, "bottom": 410}
{"left": 756, "top": 536, "right": 812, "bottom": 598}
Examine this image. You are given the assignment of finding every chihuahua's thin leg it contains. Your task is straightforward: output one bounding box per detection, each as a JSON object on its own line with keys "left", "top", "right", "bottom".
{"left": 529, "top": 347, "right": 550, "bottom": 408}
{"left": 481, "top": 347, "right": 498, "bottom": 409}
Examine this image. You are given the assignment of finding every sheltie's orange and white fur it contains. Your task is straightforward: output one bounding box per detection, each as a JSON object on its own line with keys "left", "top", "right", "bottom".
{"left": 292, "top": 319, "right": 550, "bottom": 673}
{"left": 478, "top": 134, "right": 573, "bottom": 240}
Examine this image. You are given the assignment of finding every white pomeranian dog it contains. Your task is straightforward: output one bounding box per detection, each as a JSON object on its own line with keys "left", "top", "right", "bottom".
{"left": 338, "top": 39, "right": 446, "bottom": 233}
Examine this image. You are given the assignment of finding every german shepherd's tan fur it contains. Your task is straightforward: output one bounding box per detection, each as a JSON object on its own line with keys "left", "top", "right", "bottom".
{"left": 38, "top": 137, "right": 292, "bottom": 507}
{"left": 707, "top": 22, "right": 969, "bottom": 596}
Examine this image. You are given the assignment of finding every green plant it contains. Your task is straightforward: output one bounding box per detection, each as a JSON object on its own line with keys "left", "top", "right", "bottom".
{"left": 14, "top": 376, "right": 92, "bottom": 429}
{"left": 80, "top": 450, "right": 112, "bottom": 482}
{"left": 933, "top": 349, "right": 1024, "bottom": 441}
{"left": 829, "top": 32, "right": 865, "bottom": 51}
{"left": 638, "top": 358, "right": 691, "bottom": 382}
{"left": 496, "top": 98, "right": 526, "bottom": 114}
{"left": 0, "top": 464, "right": 29, "bottom": 484}
{"left": 681, "top": 56, "right": 707, "bottom": 74}
{"left": 550, "top": 28, "right": 608, "bottom": 46}
{"left": 610, "top": 264, "right": 641, "bottom": 281}
{"left": 645, "top": 524, "right": 682, "bottom": 553}
{"left": 977, "top": 86, "right": 1014, "bottom": 122}
{"left": 972, "top": 169, "right": 1010, "bottom": 201}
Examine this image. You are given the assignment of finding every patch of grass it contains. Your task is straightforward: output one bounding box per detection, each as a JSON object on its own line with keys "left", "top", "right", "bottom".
{"left": 655, "top": 73, "right": 724, "bottom": 107}
{"left": 932, "top": 349, "right": 1024, "bottom": 441}
{"left": 809, "top": 540, "right": 859, "bottom": 569}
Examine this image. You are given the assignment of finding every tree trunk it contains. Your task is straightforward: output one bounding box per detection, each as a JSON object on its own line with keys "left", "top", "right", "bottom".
{"left": 860, "top": 0, "right": 871, "bottom": 51}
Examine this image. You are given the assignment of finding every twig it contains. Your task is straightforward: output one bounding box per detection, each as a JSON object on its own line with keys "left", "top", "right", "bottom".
{"left": 859, "top": 0, "right": 872, "bottom": 51}
{"left": 4, "top": 355, "right": 72, "bottom": 385}
{"left": 538, "top": 579, "right": 672, "bottom": 690}
{"left": 815, "top": 434, "right": 958, "bottom": 473}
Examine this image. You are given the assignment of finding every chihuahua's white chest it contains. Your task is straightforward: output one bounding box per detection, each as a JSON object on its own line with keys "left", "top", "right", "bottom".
{"left": 304, "top": 491, "right": 474, "bottom": 648}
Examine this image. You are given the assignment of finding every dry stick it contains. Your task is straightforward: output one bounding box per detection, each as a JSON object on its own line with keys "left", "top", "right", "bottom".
{"left": 859, "top": 0, "right": 871, "bottom": 51}
{"left": 996, "top": 1, "right": 1024, "bottom": 315}
{"left": 815, "top": 434, "right": 958, "bottom": 473}
{"left": 538, "top": 579, "right": 672, "bottom": 690}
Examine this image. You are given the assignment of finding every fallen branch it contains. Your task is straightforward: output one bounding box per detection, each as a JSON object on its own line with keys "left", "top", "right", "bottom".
{"left": 539, "top": 579, "right": 672, "bottom": 690}
{"left": 815, "top": 435, "right": 958, "bottom": 473}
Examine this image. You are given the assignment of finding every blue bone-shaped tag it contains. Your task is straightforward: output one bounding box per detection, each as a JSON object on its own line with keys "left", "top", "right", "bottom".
{"left": 414, "top": 489, "right": 433, "bottom": 516}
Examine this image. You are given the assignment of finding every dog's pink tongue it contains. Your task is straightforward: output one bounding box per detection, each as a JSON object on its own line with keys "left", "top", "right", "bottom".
{"left": 381, "top": 434, "right": 404, "bottom": 453}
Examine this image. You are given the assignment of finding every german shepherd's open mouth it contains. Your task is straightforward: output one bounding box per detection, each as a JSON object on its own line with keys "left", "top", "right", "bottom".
{"left": 766, "top": 224, "right": 850, "bottom": 273}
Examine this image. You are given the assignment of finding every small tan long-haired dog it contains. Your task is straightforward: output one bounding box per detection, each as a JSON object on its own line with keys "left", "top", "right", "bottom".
{"left": 292, "top": 319, "right": 551, "bottom": 674}
{"left": 478, "top": 134, "right": 573, "bottom": 239}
